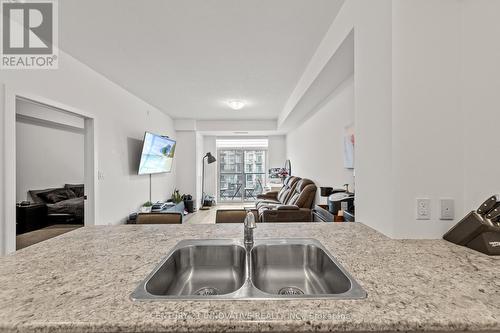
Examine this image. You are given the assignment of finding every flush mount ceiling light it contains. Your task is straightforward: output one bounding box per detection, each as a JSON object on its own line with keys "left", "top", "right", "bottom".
{"left": 227, "top": 100, "right": 246, "bottom": 110}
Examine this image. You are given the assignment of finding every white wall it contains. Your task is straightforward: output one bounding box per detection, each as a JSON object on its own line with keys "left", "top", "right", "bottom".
{"left": 352, "top": 1, "right": 394, "bottom": 236}
{"left": 1, "top": 49, "right": 177, "bottom": 253}
{"left": 16, "top": 116, "right": 85, "bottom": 202}
{"left": 287, "top": 77, "right": 354, "bottom": 205}
{"left": 268, "top": 135, "right": 286, "bottom": 169}
{"left": 391, "top": 0, "right": 464, "bottom": 238}
{"left": 389, "top": 0, "right": 500, "bottom": 238}
{"left": 282, "top": 0, "right": 394, "bottom": 235}
{"left": 282, "top": 0, "right": 480, "bottom": 238}
{"left": 174, "top": 132, "right": 217, "bottom": 209}
{"left": 321, "top": 0, "right": 498, "bottom": 238}
{"left": 462, "top": 0, "right": 500, "bottom": 211}
{"left": 174, "top": 131, "right": 198, "bottom": 203}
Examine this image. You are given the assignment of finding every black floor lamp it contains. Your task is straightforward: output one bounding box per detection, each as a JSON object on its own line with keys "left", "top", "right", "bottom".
{"left": 201, "top": 152, "right": 216, "bottom": 210}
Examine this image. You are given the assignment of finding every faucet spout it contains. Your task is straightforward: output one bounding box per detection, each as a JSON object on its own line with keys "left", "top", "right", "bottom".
{"left": 244, "top": 211, "right": 256, "bottom": 248}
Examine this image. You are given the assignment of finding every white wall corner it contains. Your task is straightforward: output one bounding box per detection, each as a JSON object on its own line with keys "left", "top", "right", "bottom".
{"left": 278, "top": 0, "right": 355, "bottom": 129}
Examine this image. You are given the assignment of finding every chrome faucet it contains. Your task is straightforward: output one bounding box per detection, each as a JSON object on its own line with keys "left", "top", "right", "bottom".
{"left": 244, "top": 211, "right": 256, "bottom": 248}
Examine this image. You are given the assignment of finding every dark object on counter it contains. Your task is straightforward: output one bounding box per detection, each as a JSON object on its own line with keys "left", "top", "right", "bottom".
{"left": 467, "top": 231, "right": 500, "bottom": 255}
{"left": 485, "top": 203, "right": 500, "bottom": 221}
{"left": 443, "top": 212, "right": 485, "bottom": 245}
{"left": 476, "top": 195, "right": 499, "bottom": 216}
{"left": 443, "top": 195, "right": 500, "bottom": 255}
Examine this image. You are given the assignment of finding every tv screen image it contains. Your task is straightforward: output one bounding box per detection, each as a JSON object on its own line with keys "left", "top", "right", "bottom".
{"left": 138, "top": 132, "right": 176, "bottom": 174}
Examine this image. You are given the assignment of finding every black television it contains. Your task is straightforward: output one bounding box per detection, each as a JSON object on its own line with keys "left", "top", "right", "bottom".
{"left": 138, "top": 132, "right": 176, "bottom": 175}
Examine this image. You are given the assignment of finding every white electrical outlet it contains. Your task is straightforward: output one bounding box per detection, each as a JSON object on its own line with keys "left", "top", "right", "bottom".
{"left": 440, "top": 198, "right": 455, "bottom": 220}
{"left": 416, "top": 198, "right": 431, "bottom": 220}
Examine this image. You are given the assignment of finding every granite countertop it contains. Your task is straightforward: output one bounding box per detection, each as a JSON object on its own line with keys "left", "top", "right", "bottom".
{"left": 0, "top": 223, "right": 499, "bottom": 333}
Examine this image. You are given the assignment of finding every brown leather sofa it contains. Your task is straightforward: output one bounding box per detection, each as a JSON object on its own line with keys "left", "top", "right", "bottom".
{"left": 136, "top": 212, "right": 183, "bottom": 224}
{"left": 255, "top": 176, "right": 300, "bottom": 208}
{"left": 215, "top": 209, "right": 259, "bottom": 223}
{"left": 256, "top": 177, "right": 317, "bottom": 222}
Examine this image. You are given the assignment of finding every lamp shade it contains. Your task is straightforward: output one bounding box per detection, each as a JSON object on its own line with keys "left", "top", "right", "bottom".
{"left": 205, "top": 152, "right": 216, "bottom": 164}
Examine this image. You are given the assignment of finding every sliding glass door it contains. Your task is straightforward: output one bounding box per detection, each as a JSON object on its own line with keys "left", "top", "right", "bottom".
{"left": 219, "top": 150, "right": 244, "bottom": 201}
{"left": 219, "top": 149, "right": 266, "bottom": 202}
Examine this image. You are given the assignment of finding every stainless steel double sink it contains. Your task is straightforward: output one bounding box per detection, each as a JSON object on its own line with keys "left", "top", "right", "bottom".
{"left": 131, "top": 239, "right": 366, "bottom": 300}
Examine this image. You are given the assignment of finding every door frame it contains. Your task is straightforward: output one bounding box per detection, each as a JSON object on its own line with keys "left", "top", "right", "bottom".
{"left": 1, "top": 85, "right": 98, "bottom": 255}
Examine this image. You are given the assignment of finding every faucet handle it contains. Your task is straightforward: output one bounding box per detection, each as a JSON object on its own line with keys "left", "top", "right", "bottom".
{"left": 244, "top": 211, "right": 256, "bottom": 228}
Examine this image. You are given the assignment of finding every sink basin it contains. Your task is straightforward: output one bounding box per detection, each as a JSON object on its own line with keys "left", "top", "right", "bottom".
{"left": 131, "top": 239, "right": 366, "bottom": 300}
{"left": 251, "top": 241, "right": 356, "bottom": 296}
{"left": 145, "top": 242, "right": 246, "bottom": 296}
{"left": 133, "top": 240, "right": 246, "bottom": 299}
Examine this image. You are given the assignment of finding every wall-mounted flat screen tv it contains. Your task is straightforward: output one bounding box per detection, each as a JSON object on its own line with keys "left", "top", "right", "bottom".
{"left": 138, "top": 132, "right": 176, "bottom": 175}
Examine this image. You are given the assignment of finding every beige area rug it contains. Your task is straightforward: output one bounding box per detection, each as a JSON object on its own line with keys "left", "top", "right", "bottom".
{"left": 16, "top": 224, "right": 83, "bottom": 250}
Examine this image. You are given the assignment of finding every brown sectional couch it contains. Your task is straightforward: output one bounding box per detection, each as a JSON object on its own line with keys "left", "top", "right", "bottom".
{"left": 256, "top": 176, "right": 317, "bottom": 222}
{"left": 215, "top": 209, "right": 259, "bottom": 224}
{"left": 214, "top": 176, "right": 317, "bottom": 223}
{"left": 255, "top": 176, "right": 300, "bottom": 208}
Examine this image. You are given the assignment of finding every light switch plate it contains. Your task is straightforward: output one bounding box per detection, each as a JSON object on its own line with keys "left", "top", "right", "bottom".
{"left": 416, "top": 198, "right": 431, "bottom": 220}
{"left": 440, "top": 198, "right": 455, "bottom": 220}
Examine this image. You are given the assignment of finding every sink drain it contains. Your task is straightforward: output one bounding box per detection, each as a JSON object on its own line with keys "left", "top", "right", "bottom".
{"left": 194, "top": 287, "right": 219, "bottom": 296}
{"left": 278, "top": 287, "right": 304, "bottom": 295}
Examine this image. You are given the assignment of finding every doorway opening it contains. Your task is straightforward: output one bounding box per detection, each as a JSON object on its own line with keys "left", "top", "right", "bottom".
{"left": 1, "top": 92, "right": 96, "bottom": 253}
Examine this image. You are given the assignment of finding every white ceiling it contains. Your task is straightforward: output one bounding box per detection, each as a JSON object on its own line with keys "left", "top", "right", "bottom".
{"left": 59, "top": 0, "right": 344, "bottom": 120}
